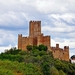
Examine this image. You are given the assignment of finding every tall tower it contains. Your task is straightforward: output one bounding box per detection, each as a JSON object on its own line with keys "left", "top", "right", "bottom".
{"left": 29, "top": 21, "right": 41, "bottom": 37}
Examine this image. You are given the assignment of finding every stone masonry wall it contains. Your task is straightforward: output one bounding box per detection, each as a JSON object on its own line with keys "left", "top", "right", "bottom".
{"left": 18, "top": 21, "right": 69, "bottom": 61}
{"left": 51, "top": 44, "right": 69, "bottom": 61}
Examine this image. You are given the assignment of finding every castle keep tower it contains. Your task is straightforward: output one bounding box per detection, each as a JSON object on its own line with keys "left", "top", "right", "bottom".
{"left": 29, "top": 21, "right": 41, "bottom": 37}
{"left": 18, "top": 21, "right": 51, "bottom": 51}
{"left": 18, "top": 20, "right": 69, "bottom": 61}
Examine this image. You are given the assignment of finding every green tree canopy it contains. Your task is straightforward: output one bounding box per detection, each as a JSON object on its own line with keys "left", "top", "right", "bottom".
{"left": 26, "top": 45, "right": 33, "bottom": 51}
{"left": 38, "top": 44, "right": 48, "bottom": 51}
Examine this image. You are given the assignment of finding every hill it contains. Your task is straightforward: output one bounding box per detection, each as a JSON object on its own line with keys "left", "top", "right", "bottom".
{"left": 0, "top": 45, "right": 75, "bottom": 75}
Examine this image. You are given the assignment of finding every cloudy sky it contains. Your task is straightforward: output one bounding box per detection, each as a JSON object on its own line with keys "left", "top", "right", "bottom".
{"left": 0, "top": 0, "right": 75, "bottom": 57}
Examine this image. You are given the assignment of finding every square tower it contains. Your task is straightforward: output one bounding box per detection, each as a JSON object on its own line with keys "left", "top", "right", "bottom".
{"left": 29, "top": 21, "right": 41, "bottom": 37}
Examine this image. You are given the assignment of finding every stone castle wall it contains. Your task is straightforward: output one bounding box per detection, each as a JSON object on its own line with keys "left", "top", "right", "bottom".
{"left": 18, "top": 21, "right": 69, "bottom": 61}
{"left": 51, "top": 44, "right": 69, "bottom": 61}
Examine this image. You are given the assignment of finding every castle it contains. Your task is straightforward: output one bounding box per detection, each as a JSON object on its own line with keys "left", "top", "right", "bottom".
{"left": 18, "top": 21, "right": 69, "bottom": 61}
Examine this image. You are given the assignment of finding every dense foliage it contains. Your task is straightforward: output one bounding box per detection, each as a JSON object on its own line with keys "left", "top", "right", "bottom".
{"left": 0, "top": 45, "right": 75, "bottom": 75}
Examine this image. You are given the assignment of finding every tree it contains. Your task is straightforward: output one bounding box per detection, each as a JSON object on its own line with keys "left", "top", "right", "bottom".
{"left": 50, "top": 66, "right": 59, "bottom": 75}
{"left": 32, "top": 45, "right": 38, "bottom": 50}
{"left": 26, "top": 45, "right": 32, "bottom": 51}
{"left": 4, "top": 47, "right": 21, "bottom": 55}
{"left": 41, "top": 62, "right": 50, "bottom": 75}
{"left": 38, "top": 44, "right": 48, "bottom": 51}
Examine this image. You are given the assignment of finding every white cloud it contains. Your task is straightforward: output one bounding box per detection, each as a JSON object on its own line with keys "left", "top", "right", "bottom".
{"left": 36, "top": 0, "right": 61, "bottom": 14}
{"left": 0, "top": 45, "right": 12, "bottom": 53}
{"left": 0, "top": 29, "right": 17, "bottom": 46}
{"left": 0, "top": 12, "right": 28, "bottom": 26}
{"left": 35, "top": 0, "right": 75, "bottom": 14}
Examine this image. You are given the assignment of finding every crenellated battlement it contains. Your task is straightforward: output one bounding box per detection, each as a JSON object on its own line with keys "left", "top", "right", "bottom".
{"left": 64, "top": 46, "right": 69, "bottom": 50}
{"left": 29, "top": 20, "right": 41, "bottom": 25}
{"left": 18, "top": 34, "right": 22, "bottom": 37}
{"left": 56, "top": 44, "right": 59, "bottom": 49}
